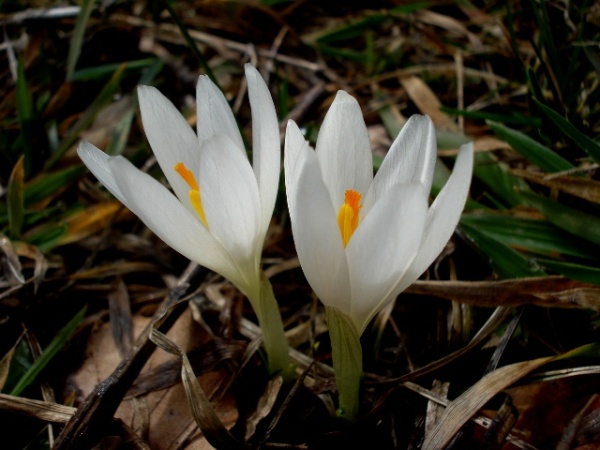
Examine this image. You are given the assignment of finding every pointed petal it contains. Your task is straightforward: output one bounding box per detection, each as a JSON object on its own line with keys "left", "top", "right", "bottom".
{"left": 106, "top": 156, "right": 238, "bottom": 281}
{"left": 245, "top": 64, "right": 281, "bottom": 233}
{"left": 315, "top": 91, "right": 373, "bottom": 209}
{"left": 284, "top": 120, "right": 312, "bottom": 215}
{"left": 196, "top": 75, "right": 245, "bottom": 153}
{"left": 365, "top": 115, "right": 436, "bottom": 212}
{"left": 394, "top": 141, "right": 474, "bottom": 296}
{"left": 78, "top": 141, "right": 127, "bottom": 205}
{"left": 346, "top": 183, "right": 428, "bottom": 334}
{"left": 198, "top": 134, "right": 262, "bottom": 270}
{"left": 138, "top": 85, "right": 200, "bottom": 209}
{"left": 290, "top": 149, "right": 351, "bottom": 312}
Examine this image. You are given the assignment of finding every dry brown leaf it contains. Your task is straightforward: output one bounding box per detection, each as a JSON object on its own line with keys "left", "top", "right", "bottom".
{"left": 437, "top": 136, "right": 512, "bottom": 157}
{"left": 79, "top": 95, "right": 133, "bottom": 150}
{"left": 245, "top": 376, "right": 283, "bottom": 440}
{"left": 0, "top": 392, "right": 75, "bottom": 424}
{"left": 405, "top": 277, "right": 600, "bottom": 311}
{"left": 400, "top": 76, "right": 459, "bottom": 131}
{"left": 68, "top": 309, "right": 238, "bottom": 449}
{"left": 56, "top": 200, "right": 133, "bottom": 246}
{"left": 150, "top": 328, "right": 243, "bottom": 449}
{"left": 69, "top": 261, "right": 158, "bottom": 279}
{"left": 109, "top": 278, "right": 134, "bottom": 358}
{"left": 422, "top": 356, "right": 553, "bottom": 449}
{"left": 507, "top": 377, "right": 600, "bottom": 449}
{"left": 512, "top": 168, "right": 600, "bottom": 204}
{"left": 0, "top": 344, "right": 16, "bottom": 391}
{"left": 13, "top": 241, "right": 48, "bottom": 294}
{"left": 0, "top": 233, "right": 24, "bottom": 284}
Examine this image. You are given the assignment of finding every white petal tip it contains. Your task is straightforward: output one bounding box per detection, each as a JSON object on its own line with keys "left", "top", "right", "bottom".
{"left": 334, "top": 90, "right": 358, "bottom": 104}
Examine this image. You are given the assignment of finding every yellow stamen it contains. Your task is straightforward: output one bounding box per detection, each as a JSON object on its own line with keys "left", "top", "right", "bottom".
{"left": 189, "top": 190, "right": 208, "bottom": 227}
{"left": 174, "top": 162, "right": 198, "bottom": 190}
{"left": 337, "top": 189, "right": 362, "bottom": 248}
{"left": 174, "top": 162, "right": 207, "bottom": 227}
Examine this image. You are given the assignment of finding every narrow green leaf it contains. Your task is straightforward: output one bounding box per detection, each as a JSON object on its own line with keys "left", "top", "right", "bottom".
{"left": 488, "top": 121, "right": 574, "bottom": 173}
{"left": 25, "top": 165, "right": 85, "bottom": 205}
{"left": 7, "top": 156, "right": 25, "bottom": 239}
{"left": 16, "top": 57, "right": 35, "bottom": 175}
{"left": 315, "top": 14, "right": 390, "bottom": 44}
{"left": 66, "top": 0, "right": 96, "bottom": 80}
{"left": 473, "top": 152, "right": 529, "bottom": 208}
{"left": 522, "top": 191, "right": 600, "bottom": 246}
{"left": 460, "top": 222, "right": 546, "bottom": 279}
{"left": 390, "top": 2, "right": 429, "bottom": 13}
{"left": 10, "top": 307, "right": 86, "bottom": 396}
{"left": 16, "top": 58, "right": 33, "bottom": 123}
{"left": 533, "top": 99, "right": 600, "bottom": 164}
{"left": 525, "top": 67, "right": 545, "bottom": 105}
{"left": 70, "top": 58, "right": 156, "bottom": 81}
{"left": 162, "top": 0, "right": 217, "bottom": 86}
{"left": 461, "top": 214, "right": 599, "bottom": 261}
{"left": 24, "top": 223, "right": 67, "bottom": 252}
{"left": 536, "top": 259, "right": 600, "bottom": 286}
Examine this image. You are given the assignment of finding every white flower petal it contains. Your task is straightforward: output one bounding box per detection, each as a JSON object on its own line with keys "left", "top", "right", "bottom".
{"left": 137, "top": 85, "right": 200, "bottom": 210}
{"left": 106, "top": 156, "right": 238, "bottom": 281}
{"left": 78, "top": 141, "right": 127, "bottom": 205}
{"left": 291, "top": 150, "right": 351, "bottom": 312}
{"left": 393, "top": 141, "right": 474, "bottom": 297}
{"left": 245, "top": 64, "right": 281, "bottom": 234}
{"left": 198, "top": 134, "right": 262, "bottom": 269}
{"left": 365, "top": 115, "right": 436, "bottom": 212}
{"left": 315, "top": 91, "right": 373, "bottom": 209}
{"left": 196, "top": 75, "right": 245, "bottom": 154}
{"left": 346, "top": 183, "right": 428, "bottom": 333}
{"left": 284, "top": 120, "right": 312, "bottom": 215}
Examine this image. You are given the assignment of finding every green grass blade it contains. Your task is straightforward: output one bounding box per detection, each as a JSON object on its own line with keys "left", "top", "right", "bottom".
{"left": 25, "top": 165, "right": 86, "bottom": 205}
{"left": 70, "top": 58, "right": 157, "bottom": 81}
{"left": 66, "top": 0, "right": 95, "bottom": 80}
{"left": 522, "top": 191, "right": 600, "bottom": 246}
{"left": 461, "top": 213, "right": 599, "bottom": 261}
{"left": 16, "top": 57, "right": 35, "bottom": 175}
{"left": 10, "top": 307, "right": 86, "bottom": 396}
{"left": 487, "top": 121, "right": 574, "bottom": 173}
{"left": 473, "top": 152, "right": 529, "bottom": 208}
{"left": 162, "top": 0, "right": 217, "bottom": 86}
{"left": 460, "top": 222, "right": 546, "bottom": 279}
{"left": 536, "top": 259, "right": 600, "bottom": 286}
{"left": 315, "top": 14, "right": 390, "bottom": 44}
{"left": 533, "top": 99, "right": 600, "bottom": 164}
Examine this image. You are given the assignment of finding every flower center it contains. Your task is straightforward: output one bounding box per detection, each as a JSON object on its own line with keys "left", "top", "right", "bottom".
{"left": 174, "top": 162, "right": 208, "bottom": 227}
{"left": 337, "top": 189, "right": 362, "bottom": 248}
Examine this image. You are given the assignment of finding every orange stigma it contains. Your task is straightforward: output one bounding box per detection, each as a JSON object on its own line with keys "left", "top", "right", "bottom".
{"left": 337, "top": 189, "right": 362, "bottom": 248}
{"left": 174, "top": 162, "right": 207, "bottom": 227}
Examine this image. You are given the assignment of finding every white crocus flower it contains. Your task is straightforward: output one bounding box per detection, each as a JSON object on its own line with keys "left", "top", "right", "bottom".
{"left": 284, "top": 90, "right": 473, "bottom": 419}
{"left": 78, "top": 64, "right": 290, "bottom": 376}
{"left": 285, "top": 91, "right": 473, "bottom": 335}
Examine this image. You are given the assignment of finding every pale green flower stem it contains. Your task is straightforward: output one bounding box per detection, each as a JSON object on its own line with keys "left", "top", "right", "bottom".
{"left": 326, "top": 306, "right": 363, "bottom": 422}
{"left": 248, "top": 271, "right": 293, "bottom": 380}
